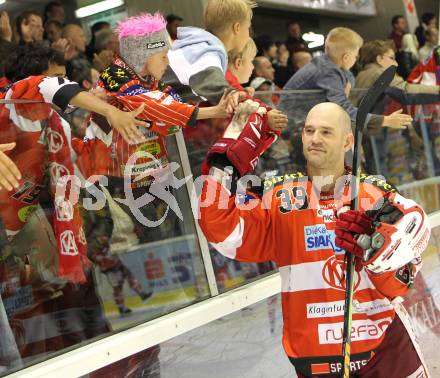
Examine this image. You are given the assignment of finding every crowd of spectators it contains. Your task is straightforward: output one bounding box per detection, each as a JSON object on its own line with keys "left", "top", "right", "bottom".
{"left": 0, "top": 1, "right": 439, "bottom": 375}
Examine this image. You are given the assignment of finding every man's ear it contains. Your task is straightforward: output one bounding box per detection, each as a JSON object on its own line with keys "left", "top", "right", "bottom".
{"left": 82, "top": 80, "right": 92, "bottom": 90}
{"left": 344, "top": 133, "right": 354, "bottom": 152}
{"left": 232, "top": 22, "right": 241, "bottom": 35}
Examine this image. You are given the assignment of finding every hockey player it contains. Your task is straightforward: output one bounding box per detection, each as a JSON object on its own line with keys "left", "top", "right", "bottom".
{"left": 199, "top": 102, "right": 430, "bottom": 377}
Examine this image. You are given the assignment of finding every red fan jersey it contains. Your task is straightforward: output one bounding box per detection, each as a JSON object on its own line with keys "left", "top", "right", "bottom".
{"left": 78, "top": 56, "right": 198, "bottom": 186}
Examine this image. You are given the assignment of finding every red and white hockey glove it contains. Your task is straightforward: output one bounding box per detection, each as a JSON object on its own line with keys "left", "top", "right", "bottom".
{"left": 335, "top": 209, "right": 374, "bottom": 271}
{"left": 335, "top": 193, "right": 430, "bottom": 274}
{"left": 203, "top": 100, "right": 278, "bottom": 177}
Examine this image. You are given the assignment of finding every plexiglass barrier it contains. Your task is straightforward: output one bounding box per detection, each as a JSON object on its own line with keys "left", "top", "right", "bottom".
{"left": 1, "top": 86, "right": 440, "bottom": 376}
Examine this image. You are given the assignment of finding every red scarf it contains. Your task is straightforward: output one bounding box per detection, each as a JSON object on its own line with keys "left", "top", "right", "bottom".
{"left": 0, "top": 78, "right": 89, "bottom": 283}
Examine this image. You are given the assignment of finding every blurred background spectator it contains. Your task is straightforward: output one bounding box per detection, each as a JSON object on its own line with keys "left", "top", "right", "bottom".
{"left": 166, "top": 13, "right": 183, "bottom": 41}
{"left": 85, "top": 21, "right": 110, "bottom": 61}
{"left": 15, "top": 11, "right": 44, "bottom": 44}
{"left": 414, "top": 12, "right": 437, "bottom": 48}
{"left": 253, "top": 56, "right": 275, "bottom": 82}
{"left": 389, "top": 15, "right": 407, "bottom": 51}
{"left": 285, "top": 20, "right": 307, "bottom": 54}
{"left": 45, "top": 19, "right": 63, "bottom": 44}
{"left": 396, "top": 33, "right": 420, "bottom": 79}
{"left": 291, "top": 48, "right": 312, "bottom": 71}
{"left": 419, "top": 26, "right": 438, "bottom": 62}
{"left": 62, "top": 23, "right": 87, "bottom": 60}
{"left": 43, "top": 1, "right": 65, "bottom": 25}
{"left": 91, "top": 28, "right": 118, "bottom": 71}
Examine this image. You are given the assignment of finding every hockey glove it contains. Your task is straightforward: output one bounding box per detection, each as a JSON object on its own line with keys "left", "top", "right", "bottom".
{"left": 203, "top": 100, "right": 278, "bottom": 177}
{"left": 335, "top": 210, "right": 374, "bottom": 272}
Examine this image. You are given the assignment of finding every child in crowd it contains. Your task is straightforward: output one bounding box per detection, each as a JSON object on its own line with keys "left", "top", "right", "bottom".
{"left": 226, "top": 38, "right": 257, "bottom": 94}
{"left": 75, "top": 13, "right": 231, "bottom": 246}
{"left": 78, "top": 13, "right": 229, "bottom": 183}
{"left": 280, "top": 27, "right": 413, "bottom": 133}
{"left": 163, "top": 0, "right": 255, "bottom": 106}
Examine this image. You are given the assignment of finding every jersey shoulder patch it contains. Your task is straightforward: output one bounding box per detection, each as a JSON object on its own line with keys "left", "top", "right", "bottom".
{"left": 263, "top": 171, "right": 306, "bottom": 192}
{"left": 360, "top": 173, "right": 398, "bottom": 194}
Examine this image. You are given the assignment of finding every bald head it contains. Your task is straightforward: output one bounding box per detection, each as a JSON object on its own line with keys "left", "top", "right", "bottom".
{"left": 306, "top": 102, "right": 352, "bottom": 134}
{"left": 302, "top": 102, "right": 354, "bottom": 171}
{"left": 62, "top": 24, "right": 86, "bottom": 54}
{"left": 253, "top": 56, "right": 275, "bottom": 81}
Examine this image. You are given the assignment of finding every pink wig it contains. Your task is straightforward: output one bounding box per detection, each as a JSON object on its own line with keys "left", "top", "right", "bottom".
{"left": 116, "top": 13, "right": 167, "bottom": 39}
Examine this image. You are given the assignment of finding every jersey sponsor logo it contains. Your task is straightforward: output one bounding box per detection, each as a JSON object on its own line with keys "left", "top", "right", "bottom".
{"left": 55, "top": 198, "right": 74, "bottom": 221}
{"left": 136, "top": 141, "right": 161, "bottom": 156}
{"left": 46, "top": 128, "right": 64, "bottom": 153}
{"left": 307, "top": 299, "right": 393, "bottom": 319}
{"left": 120, "top": 85, "right": 147, "bottom": 97}
{"left": 322, "top": 256, "right": 360, "bottom": 291}
{"left": 122, "top": 160, "right": 163, "bottom": 175}
{"left": 317, "top": 208, "right": 335, "bottom": 223}
{"left": 60, "top": 230, "right": 79, "bottom": 256}
{"left": 329, "top": 359, "right": 369, "bottom": 374}
{"left": 307, "top": 301, "right": 345, "bottom": 318}
{"left": 318, "top": 317, "right": 392, "bottom": 344}
{"left": 304, "top": 224, "right": 343, "bottom": 253}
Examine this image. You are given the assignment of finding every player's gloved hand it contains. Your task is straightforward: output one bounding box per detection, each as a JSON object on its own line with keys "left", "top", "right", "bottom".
{"left": 203, "top": 99, "right": 277, "bottom": 177}
{"left": 335, "top": 209, "right": 374, "bottom": 271}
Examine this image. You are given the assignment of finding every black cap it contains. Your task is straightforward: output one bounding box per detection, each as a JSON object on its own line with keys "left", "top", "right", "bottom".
{"left": 166, "top": 14, "right": 183, "bottom": 23}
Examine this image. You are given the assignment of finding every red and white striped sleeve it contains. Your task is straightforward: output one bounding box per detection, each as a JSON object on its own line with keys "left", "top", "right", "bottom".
{"left": 199, "top": 177, "right": 276, "bottom": 263}
{"left": 8, "top": 76, "right": 84, "bottom": 111}
{"left": 116, "top": 90, "right": 198, "bottom": 136}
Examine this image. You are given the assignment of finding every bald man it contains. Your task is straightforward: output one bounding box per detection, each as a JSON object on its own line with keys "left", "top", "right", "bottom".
{"left": 62, "top": 24, "right": 87, "bottom": 60}
{"left": 253, "top": 56, "right": 275, "bottom": 81}
{"left": 200, "top": 102, "right": 430, "bottom": 377}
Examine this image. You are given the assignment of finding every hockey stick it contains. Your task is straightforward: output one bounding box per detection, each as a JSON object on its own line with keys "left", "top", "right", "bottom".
{"left": 341, "top": 65, "right": 396, "bottom": 378}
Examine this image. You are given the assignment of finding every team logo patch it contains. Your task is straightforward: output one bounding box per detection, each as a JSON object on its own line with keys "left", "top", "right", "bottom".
{"left": 46, "top": 128, "right": 64, "bottom": 153}
{"left": 49, "top": 163, "right": 69, "bottom": 185}
{"left": 60, "top": 231, "right": 79, "bottom": 256}
{"left": 322, "top": 256, "right": 360, "bottom": 291}
{"left": 55, "top": 197, "right": 74, "bottom": 221}
{"left": 304, "top": 224, "right": 343, "bottom": 253}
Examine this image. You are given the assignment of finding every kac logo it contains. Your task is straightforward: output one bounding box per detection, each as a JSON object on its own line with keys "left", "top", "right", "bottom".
{"left": 46, "top": 128, "right": 64, "bottom": 153}
{"left": 60, "top": 230, "right": 79, "bottom": 256}
{"left": 55, "top": 197, "right": 74, "bottom": 221}
{"left": 49, "top": 163, "right": 69, "bottom": 185}
{"left": 322, "top": 256, "right": 361, "bottom": 292}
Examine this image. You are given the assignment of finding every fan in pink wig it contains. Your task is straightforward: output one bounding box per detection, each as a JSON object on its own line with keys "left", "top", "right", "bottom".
{"left": 117, "top": 13, "right": 172, "bottom": 75}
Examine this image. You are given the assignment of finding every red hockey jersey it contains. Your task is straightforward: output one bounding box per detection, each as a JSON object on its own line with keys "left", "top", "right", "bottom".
{"left": 199, "top": 172, "right": 423, "bottom": 376}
